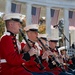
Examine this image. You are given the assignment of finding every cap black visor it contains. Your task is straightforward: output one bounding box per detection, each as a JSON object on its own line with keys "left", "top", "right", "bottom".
{"left": 11, "top": 18, "right": 22, "bottom": 24}
{"left": 6, "top": 18, "right": 22, "bottom": 24}
{"left": 41, "top": 37, "right": 47, "bottom": 41}
{"left": 50, "top": 40, "right": 58, "bottom": 42}
{"left": 29, "top": 29, "right": 38, "bottom": 32}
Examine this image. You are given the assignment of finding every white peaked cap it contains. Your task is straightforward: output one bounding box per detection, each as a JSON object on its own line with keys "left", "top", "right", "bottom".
{"left": 48, "top": 37, "right": 60, "bottom": 42}
{"left": 58, "top": 46, "right": 67, "bottom": 51}
{"left": 3, "top": 13, "right": 22, "bottom": 21}
{"left": 38, "top": 34, "right": 48, "bottom": 38}
{"left": 24, "top": 24, "right": 39, "bottom": 31}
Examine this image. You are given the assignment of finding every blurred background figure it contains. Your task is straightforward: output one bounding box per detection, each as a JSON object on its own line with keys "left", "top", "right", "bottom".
{"left": 72, "top": 42, "right": 75, "bottom": 49}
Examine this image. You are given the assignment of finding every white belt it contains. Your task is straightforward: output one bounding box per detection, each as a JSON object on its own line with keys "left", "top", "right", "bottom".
{"left": 0, "top": 59, "right": 7, "bottom": 63}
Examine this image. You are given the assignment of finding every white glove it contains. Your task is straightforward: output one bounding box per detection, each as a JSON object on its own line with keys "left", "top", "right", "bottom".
{"left": 42, "top": 51, "right": 49, "bottom": 59}
{"left": 28, "top": 47, "right": 37, "bottom": 56}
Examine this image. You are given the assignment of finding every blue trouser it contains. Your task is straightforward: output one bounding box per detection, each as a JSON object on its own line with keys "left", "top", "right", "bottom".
{"left": 32, "top": 72, "right": 54, "bottom": 75}
{"left": 67, "top": 70, "right": 75, "bottom": 75}
{"left": 59, "top": 72, "right": 74, "bottom": 75}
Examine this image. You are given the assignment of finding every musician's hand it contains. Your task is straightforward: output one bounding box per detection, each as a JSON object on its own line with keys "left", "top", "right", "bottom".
{"left": 22, "top": 41, "right": 34, "bottom": 51}
{"left": 28, "top": 47, "right": 37, "bottom": 56}
{"left": 53, "top": 52, "right": 58, "bottom": 57}
{"left": 42, "top": 51, "right": 50, "bottom": 59}
{"left": 48, "top": 51, "right": 53, "bottom": 56}
{"left": 23, "top": 44, "right": 30, "bottom": 52}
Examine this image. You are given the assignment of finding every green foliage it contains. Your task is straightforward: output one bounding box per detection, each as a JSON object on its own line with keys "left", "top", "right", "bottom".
{"left": 0, "top": 17, "right": 5, "bottom": 37}
{"left": 19, "top": 33, "right": 23, "bottom": 42}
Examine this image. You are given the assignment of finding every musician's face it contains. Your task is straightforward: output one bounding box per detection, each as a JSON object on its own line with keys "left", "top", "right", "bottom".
{"left": 61, "top": 50, "right": 66, "bottom": 55}
{"left": 27, "top": 31, "right": 38, "bottom": 42}
{"left": 49, "top": 41, "right": 57, "bottom": 49}
{"left": 40, "top": 39, "right": 47, "bottom": 45}
{"left": 8, "top": 20, "right": 21, "bottom": 34}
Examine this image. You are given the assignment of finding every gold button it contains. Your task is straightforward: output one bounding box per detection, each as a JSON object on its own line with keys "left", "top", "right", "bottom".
{"left": 0, "top": 67, "right": 1, "bottom": 69}
{"left": 14, "top": 49, "right": 16, "bottom": 51}
{"left": 14, "top": 45, "right": 16, "bottom": 47}
{"left": 22, "top": 63, "right": 25, "bottom": 66}
{"left": 13, "top": 40, "right": 16, "bottom": 42}
{"left": 0, "top": 70, "right": 2, "bottom": 72}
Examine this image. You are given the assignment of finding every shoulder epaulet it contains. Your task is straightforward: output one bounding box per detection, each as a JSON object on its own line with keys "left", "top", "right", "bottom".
{"left": 0, "top": 32, "right": 11, "bottom": 39}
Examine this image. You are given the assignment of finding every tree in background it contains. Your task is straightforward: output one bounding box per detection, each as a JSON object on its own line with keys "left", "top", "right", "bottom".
{"left": 0, "top": 17, "right": 5, "bottom": 37}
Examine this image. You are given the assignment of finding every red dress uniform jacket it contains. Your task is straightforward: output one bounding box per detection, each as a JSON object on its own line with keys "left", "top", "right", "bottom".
{"left": 24, "top": 55, "right": 45, "bottom": 72}
{"left": 0, "top": 33, "right": 32, "bottom": 75}
{"left": 21, "top": 42, "right": 45, "bottom": 73}
{"left": 47, "top": 49, "right": 62, "bottom": 75}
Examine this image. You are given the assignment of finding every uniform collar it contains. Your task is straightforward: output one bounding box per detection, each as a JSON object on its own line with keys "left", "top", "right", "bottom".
{"left": 7, "top": 30, "right": 16, "bottom": 37}
{"left": 49, "top": 47, "right": 54, "bottom": 50}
